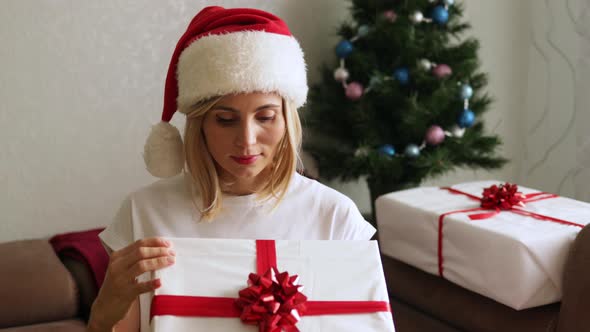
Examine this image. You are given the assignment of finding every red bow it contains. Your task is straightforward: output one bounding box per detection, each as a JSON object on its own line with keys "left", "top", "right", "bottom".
{"left": 236, "top": 268, "right": 307, "bottom": 332}
{"left": 480, "top": 183, "right": 526, "bottom": 210}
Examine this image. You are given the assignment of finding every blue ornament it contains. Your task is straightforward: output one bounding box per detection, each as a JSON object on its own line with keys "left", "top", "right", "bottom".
{"left": 357, "top": 25, "right": 370, "bottom": 37}
{"left": 335, "top": 40, "right": 354, "bottom": 58}
{"left": 393, "top": 67, "right": 410, "bottom": 85}
{"left": 432, "top": 5, "right": 449, "bottom": 25}
{"left": 378, "top": 144, "right": 396, "bottom": 157}
{"left": 404, "top": 144, "right": 421, "bottom": 158}
{"left": 458, "top": 109, "right": 475, "bottom": 128}
{"left": 460, "top": 84, "right": 473, "bottom": 99}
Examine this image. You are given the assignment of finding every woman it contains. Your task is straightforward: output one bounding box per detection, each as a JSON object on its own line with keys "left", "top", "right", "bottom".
{"left": 88, "top": 6, "right": 375, "bottom": 332}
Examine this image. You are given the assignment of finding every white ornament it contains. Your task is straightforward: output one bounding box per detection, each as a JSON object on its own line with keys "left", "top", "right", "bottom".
{"left": 410, "top": 11, "right": 424, "bottom": 24}
{"left": 418, "top": 59, "right": 432, "bottom": 71}
{"left": 444, "top": 0, "right": 455, "bottom": 5}
{"left": 334, "top": 68, "right": 350, "bottom": 82}
{"left": 355, "top": 147, "right": 370, "bottom": 157}
{"left": 450, "top": 125, "right": 465, "bottom": 138}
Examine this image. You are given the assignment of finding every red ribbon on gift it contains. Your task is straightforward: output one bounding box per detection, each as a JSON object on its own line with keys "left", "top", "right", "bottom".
{"left": 437, "top": 183, "right": 585, "bottom": 278}
{"left": 150, "top": 240, "right": 391, "bottom": 331}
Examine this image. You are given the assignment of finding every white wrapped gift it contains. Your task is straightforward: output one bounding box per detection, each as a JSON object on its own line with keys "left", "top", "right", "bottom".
{"left": 149, "top": 238, "right": 395, "bottom": 331}
{"left": 376, "top": 180, "right": 589, "bottom": 310}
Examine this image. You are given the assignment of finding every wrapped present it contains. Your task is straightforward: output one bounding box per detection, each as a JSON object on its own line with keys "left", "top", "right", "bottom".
{"left": 149, "top": 238, "right": 395, "bottom": 331}
{"left": 376, "top": 180, "right": 589, "bottom": 310}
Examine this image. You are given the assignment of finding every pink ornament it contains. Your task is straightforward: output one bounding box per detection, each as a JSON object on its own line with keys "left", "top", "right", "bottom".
{"left": 382, "top": 10, "right": 397, "bottom": 23}
{"left": 432, "top": 64, "right": 452, "bottom": 78}
{"left": 425, "top": 125, "right": 445, "bottom": 145}
{"left": 345, "top": 82, "right": 364, "bottom": 101}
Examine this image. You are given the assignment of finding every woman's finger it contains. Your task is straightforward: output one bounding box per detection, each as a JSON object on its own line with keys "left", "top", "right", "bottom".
{"left": 113, "top": 237, "right": 171, "bottom": 259}
{"left": 133, "top": 278, "right": 162, "bottom": 296}
{"left": 118, "top": 246, "right": 175, "bottom": 269}
{"left": 129, "top": 255, "right": 176, "bottom": 279}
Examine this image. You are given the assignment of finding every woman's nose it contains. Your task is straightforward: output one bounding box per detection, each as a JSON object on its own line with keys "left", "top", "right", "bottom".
{"left": 235, "top": 120, "right": 257, "bottom": 147}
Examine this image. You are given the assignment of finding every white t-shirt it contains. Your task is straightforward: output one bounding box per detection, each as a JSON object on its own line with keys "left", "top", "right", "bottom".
{"left": 98, "top": 172, "right": 376, "bottom": 331}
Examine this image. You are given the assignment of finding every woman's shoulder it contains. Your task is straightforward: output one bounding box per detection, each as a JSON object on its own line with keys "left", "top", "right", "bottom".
{"left": 290, "top": 173, "right": 374, "bottom": 240}
{"left": 127, "top": 173, "right": 192, "bottom": 204}
{"left": 291, "top": 172, "right": 356, "bottom": 208}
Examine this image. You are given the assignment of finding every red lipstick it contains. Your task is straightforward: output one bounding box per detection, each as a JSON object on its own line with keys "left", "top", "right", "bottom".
{"left": 231, "top": 155, "right": 259, "bottom": 165}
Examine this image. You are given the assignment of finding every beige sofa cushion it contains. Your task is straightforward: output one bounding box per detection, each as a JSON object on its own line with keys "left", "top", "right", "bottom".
{"left": 0, "top": 319, "right": 86, "bottom": 332}
{"left": 0, "top": 240, "right": 78, "bottom": 328}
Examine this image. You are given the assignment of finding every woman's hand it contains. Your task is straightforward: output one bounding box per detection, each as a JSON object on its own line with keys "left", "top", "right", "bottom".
{"left": 87, "top": 237, "right": 176, "bottom": 331}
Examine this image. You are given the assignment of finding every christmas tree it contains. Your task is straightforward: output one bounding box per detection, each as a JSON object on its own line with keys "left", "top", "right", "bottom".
{"left": 303, "top": 0, "right": 508, "bottom": 221}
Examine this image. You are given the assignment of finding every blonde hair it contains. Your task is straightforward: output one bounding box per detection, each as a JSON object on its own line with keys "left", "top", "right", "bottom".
{"left": 182, "top": 95, "right": 303, "bottom": 221}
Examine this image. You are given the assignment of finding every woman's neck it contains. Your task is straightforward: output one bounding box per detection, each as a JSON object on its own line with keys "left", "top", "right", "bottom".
{"left": 220, "top": 169, "right": 270, "bottom": 196}
{"left": 221, "top": 181, "right": 259, "bottom": 196}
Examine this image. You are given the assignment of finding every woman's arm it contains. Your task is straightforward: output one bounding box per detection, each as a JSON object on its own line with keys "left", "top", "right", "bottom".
{"left": 87, "top": 238, "right": 173, "bottom": 331}
{"left": 114, "top": 298, "right": 140, "bottom": 332}
{"left": 87, "top": 298, "right": 139, "bottom": 332}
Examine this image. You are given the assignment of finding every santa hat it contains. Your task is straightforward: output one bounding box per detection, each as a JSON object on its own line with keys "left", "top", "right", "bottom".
{"left": 143, "top": 6, "right": 308, "bottom": 178}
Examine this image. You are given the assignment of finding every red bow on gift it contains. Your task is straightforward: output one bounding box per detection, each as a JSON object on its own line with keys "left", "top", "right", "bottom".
{"left": 236, "top": 268, "right": 307, "bottom": 332}
{"left": 480, "top": 182, "right": 526, "bottom": 210}
{"left": 442, "top": 182, "right": 560, "bottom": 221}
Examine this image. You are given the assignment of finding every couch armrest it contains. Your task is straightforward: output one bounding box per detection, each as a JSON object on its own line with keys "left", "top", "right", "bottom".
{"left": 60, "top": 256, "right": 98, "bottom": 322}
{"left": 557, "top": 223, "right": 590, "bottom": 332}
{"left": 0, "top": 240, "right": 78, "bottom": 328}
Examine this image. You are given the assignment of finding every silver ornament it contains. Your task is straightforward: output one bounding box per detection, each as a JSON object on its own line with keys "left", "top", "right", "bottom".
{"left": 410, "top": 11, "right": 424, "bottom": 24}
{"left": 418, "top": 58, "right": 432, "bottom": 71}
{"left": 404, "top": 144, "right": 421, "bottom": 158}
{"left": 460, "top": 84, "right": 474, "bottom": 100}
{"left": 355, "top": 147, "right": 370, "bottom": 157}
{"left": 450, "top": 125, "right": 465, "bottom": 138}
{"left": 334, "top": 68, "right": 350, "bottom": 82}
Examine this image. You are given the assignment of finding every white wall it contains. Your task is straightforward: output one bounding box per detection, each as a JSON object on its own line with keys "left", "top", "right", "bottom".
{"left": 0, "top": 0, "right": 351, "bottom": 242}
{"left": 1, "top": 1, "right": 533, "bottom": 242}
{"left": 519, "top": 0, "right": 590, "bottom": 202}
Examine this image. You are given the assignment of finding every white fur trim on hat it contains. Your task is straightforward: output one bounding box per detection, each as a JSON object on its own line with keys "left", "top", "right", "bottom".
{"left": 143, "top": 122, "right": 184, "bottom": 178}
{"left": 176, "top": 31, "right": 308, "bottom": 112}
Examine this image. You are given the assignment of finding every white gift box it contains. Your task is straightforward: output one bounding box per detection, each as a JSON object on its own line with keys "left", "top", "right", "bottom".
{"left": 149, "top": 238, "right": 395, "bottom": 331}
{"left": 376, "top": 180, "right": 589, "bottom": 310}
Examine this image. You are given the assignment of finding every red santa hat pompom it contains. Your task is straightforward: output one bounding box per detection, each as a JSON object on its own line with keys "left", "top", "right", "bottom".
{"left": 144, "top": 6, "right": 308, "bottom": 178}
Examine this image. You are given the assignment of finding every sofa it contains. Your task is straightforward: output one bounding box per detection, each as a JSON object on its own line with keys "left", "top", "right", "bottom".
{"left": 1, "top": 224, "right": 588, "bottom": 331}
{"left": 0, "top": 238, "right": 93, "bottom": 331}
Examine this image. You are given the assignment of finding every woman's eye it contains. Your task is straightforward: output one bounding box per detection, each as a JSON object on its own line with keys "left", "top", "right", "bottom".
{"left": 258, "top": 116, "right": 275, "bottom": 122}
{"left": 216, "top": 117, "right": 236, "bottom": 123}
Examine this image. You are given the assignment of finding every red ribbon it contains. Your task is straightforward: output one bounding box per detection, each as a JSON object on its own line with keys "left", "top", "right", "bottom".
{"left": 437, "top": 184, "right": 584, "bottom": 278}
{"left": 150, "top": 240, "right": 390, "bottom": 331}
